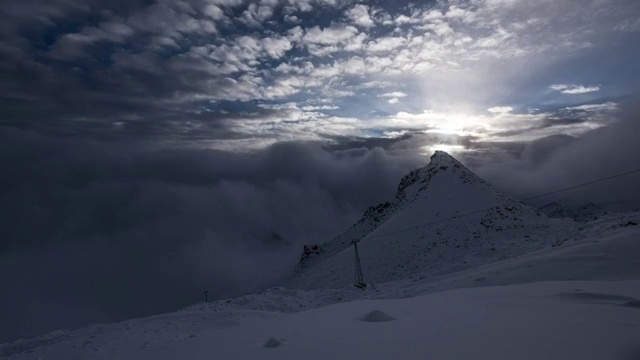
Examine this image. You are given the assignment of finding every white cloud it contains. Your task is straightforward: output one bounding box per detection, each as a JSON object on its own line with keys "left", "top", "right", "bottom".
{"left": 260, "top": 0, "right": 279, "bottom": 6}
{"left": 284, "top": 14, "right": 301, "bottom": 24}
{"left": 301, "top": 105, "right": 340, "bottom": 111}
{"left": 378, "top": 92, "right": 408, "bottom": 98}
{"left": 303, "top": 24, "right": 359, "bottom": 45}
{"left": 287, "top": 26, "right": 304, "bottom": 42}
{"left": 228, "top": 104, "right": 360, "bottom": 142}
{"left": 223, "top": 1, "right": 632, "bottom": 148}
{"left": 379, "top": 108, "right": 560, "bottom": 142}
{"left": 346, "top": 4, "right": 375, "bottom": 28}
{"left": 209, "top": 0, "right": 245, "bottom": 7}
{"left": 487, "top": 106, "right": 513, "bottom": 114}
{"left": 283, "top": 0, "right": 313, "bottom": 13}
{"left": 366, "top": 37, "right": 406, "bottom": 52}
{"left": 484, "top": 0, "right": 521, "bottom": 9}
{"left": 319, "top": 87, "right": 355, "bottom": 98}
{"left": 445, "top": 6, "right": 468, "bottom": 19}
{"left": 50, "top": 22, "right": 137, "bottom": 59}
{"left": 126, "top": 3, "right": 219, "bottom": 38}
{"left": 340, "top": 56, "right": 367, "bottom": 75}
{"left": 343, "top": 32, "right": 368, "bottom": 52}
{"left": 422, "top": 9, "right": 444, "bottom": 21}
{"left": 239, "top": 4, "right": 274, "bottom": 27}
{"left": 355, "top": 80, "right": 400, "bottom": 89}
{"left": 40, "top": 0, "right": 635, "bottom": 150}
{"left": 381, "top": 110, "right": 489, "bottom": 134}
{"left": 302, "top": 24, "right": 362, "bottom": 56}
{"left": 565, "top": 102, "right": 617, "bottom": 111}
{"left": 394, "top": 13, "right": 421, "bottom": 25}
{"left": 614, "top": 18, "right": 640, "bottom": 32}
{"left": 151, "top": 36, "right": 181, "bottom": 49}
{"left": 261, "top": 36, "right": 293, "bottom": 58}
{"left": 550, "top": 84, "right": 601, "bottom": 94}
{"left": 203, "top": 4, "right": 225, "bottom": 20}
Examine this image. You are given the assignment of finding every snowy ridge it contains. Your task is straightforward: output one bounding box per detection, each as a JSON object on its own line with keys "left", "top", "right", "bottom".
{"left": 4, "top": 150, "right": 640, "bottom": 359}
{"left": 290, "top": 151, "right": 573, "bottom": 289}
{"left": 539, "top": 199, "right": 608, "bottom": 222}
{"left": 0, "top": 217, "right": 640, "bottom": 360}
{"left": 295, "top": 151, "right": 494, "bottom": 272}
{"left": 3, "top": 218, "right": 640, "bottom": 359}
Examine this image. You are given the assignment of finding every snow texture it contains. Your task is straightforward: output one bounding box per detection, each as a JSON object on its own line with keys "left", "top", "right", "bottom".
{"left": 262, "top": 336, "right": 284, "bottom": 348}
{"left": 3, "top": 151, "right": 640, "bottom": 360}
{"left": 539, "top": 199, "right": 608, "bottom": 222}
{"left": 4, "top": 216, "right": 640, "bottom": 360}
{"left": 290, "top": 151, "right": 573, "bottom": 289}
{"left": 359, "top": 310, "right": 396, "bottom": 322}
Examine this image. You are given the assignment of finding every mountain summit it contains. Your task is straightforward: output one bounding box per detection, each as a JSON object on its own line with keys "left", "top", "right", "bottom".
{"left": 289, "top": 151, "right": 570, "bottom": 289}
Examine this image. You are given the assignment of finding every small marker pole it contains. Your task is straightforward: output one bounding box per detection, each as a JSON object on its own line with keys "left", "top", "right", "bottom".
{"left": 203, "top": 290, "right": 208, "bottom": 302}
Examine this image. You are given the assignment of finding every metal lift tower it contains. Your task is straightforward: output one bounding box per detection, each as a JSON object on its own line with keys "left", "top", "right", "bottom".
{"left": 352, "top": 239, "right": 366, "bottom": 288}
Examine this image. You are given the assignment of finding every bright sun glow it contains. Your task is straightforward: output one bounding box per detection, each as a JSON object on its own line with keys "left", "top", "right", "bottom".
{"left": 390, "top": 110, "right": 493, "bottom": 137}
{"left": 422, "top": 144, "right": 466, "bottom": 155}
{"left": 424, "top": 113, "right": 486, "bottom": 135}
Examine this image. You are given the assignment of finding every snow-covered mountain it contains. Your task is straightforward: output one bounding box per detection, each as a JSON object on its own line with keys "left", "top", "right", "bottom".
{"left": 4, "top": 224, "right": 640, "bottom": 360}
{"left": 4, "top": 150, "right": 640, "bottom": 360}
{"left": 289, "top": 151, "right": 572, "bottom": 289}
{"left": 539, "top": 199, "right": 608, "bottom": 222}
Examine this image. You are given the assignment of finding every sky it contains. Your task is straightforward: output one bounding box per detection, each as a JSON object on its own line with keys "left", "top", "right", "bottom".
{"left": 1, "top": 0, "right": 639, "bottom": 151}
{"left": 1, "top": 0, "right": 640, "bottom": 344}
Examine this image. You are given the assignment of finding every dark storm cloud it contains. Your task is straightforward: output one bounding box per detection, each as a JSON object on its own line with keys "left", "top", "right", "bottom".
{"left": 0, "top": 127, "right": 423, "bottom": 343}
{"left": 322, "top": 133, "right": 414, "bottom": 151}
{"left": 517, "top": 134, "right": 576, "bottom": 166}
{"left": 0, "top": 0, "right": 258, "bottom": 140}
{"left": 322, "top": 132, "right": 488, "bottom": 158}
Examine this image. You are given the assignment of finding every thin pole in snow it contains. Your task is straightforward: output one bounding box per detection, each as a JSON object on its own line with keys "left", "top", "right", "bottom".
{"left": 352, "top": 239, "right": 366, "bottom": 289}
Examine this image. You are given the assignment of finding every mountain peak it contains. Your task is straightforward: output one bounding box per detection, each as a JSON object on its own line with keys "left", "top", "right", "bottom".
{"left": 290, "top": 148, "right": 562, "bottom": 289}
{"left": 395, "top": 151, "right": 467, "bottom": 200}
{"left": 429, "top": 150, "right": 458, "bottom": 167}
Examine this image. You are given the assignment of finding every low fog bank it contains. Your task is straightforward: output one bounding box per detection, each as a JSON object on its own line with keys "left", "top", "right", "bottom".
{"left": 2, "top": 103, "right": 639, "bottom": 343}
{"left": 469, "top": 104, "right": 640, "bottom": 211}
{"left": 0, "top": 128, "right": 423, "bottom": 343}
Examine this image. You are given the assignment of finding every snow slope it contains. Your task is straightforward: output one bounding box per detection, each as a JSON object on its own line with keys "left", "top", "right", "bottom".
{"left": 372, "top": 221, "right": 640, "bottom": 299}
{"left": 539, "top": 199, "right": 608, "bottom": 221}
{"left": 6, "top": 279, "right": 640, "bottom": 359}
{"left": 3, "top": 151, "right": 640, "bottom": 359}
{"left": 133, "top": 280, "right": 640, "bottom": 360}
{"left": 3, "top": 215, "right": 639, "bottom": 360}
{"left": 189, "top": 219, "right": 640, "bottom": 313}
{"left": 290, "top": 151, "right": 573, "bottom": 289}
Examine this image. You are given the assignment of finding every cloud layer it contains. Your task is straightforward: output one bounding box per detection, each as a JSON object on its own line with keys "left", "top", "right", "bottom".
{"left": 1, "top": 0, "right": 640, "bottom": 344}
{"left": 471, "top": 104, "right": 640, "bottom": 210}
{"left": 550, "top": 84, "right": 601, "bottom": 94}
{"left": 0, "top": 127, "right": 422, "bottom": 343}
{"left": 1, "top": 0, "right": 638, "bottom": 148}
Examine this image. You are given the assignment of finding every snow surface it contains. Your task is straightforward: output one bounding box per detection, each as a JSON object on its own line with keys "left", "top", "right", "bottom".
{"left": 136, "top": 280, "right": 640, "bottom": 360}
{"left": 3, "top": 151, "right": 640, "bottom": 359}
{"left": 291, "top": 151, "right": 576, "bottom": 289}
{"left": 539, "top": 199, "right": 608, "bottom": 222}
{"left": 3, "top": 225, "right": 640, "bottom": 360}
